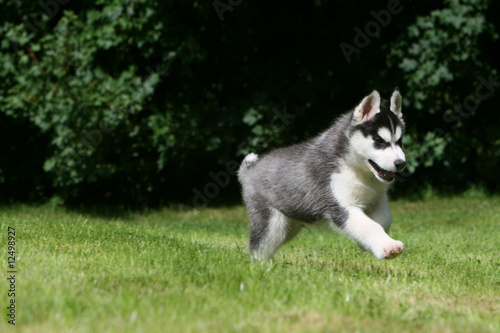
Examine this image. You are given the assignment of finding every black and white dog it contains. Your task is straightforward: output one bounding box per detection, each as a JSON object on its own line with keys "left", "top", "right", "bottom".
{"left": 238, "top": 90, "right": 406, "bottom": 260}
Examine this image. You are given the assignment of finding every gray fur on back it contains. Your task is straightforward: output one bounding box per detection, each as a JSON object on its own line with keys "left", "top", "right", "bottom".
{"left": 238, "top": 112, "right": 353, "bottom": 226}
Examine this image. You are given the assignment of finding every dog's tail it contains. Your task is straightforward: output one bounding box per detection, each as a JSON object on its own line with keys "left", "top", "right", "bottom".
{"left": 238, "top": 153, "right": 259, "bottom": 180}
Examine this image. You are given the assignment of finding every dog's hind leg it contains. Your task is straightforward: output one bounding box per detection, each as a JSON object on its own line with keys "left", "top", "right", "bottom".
{"left": 249, "top": 207, "right": 302, "bottom": 260}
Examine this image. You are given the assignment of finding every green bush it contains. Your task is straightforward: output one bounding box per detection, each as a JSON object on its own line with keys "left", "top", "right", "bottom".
{"left": 388, "top": 0, "right": 499, "bottom": 191}
{"left": 0, "top": 0, "right": 499, "bottom": 204}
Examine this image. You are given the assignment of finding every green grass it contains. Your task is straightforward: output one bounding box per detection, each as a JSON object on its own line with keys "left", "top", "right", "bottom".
{"left": 1, "top": 197, "right": 499, "bottom": 332}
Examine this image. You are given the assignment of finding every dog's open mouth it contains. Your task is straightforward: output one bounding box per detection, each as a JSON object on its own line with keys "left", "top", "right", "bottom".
{"left": 368, "top": 160, "right": 396, "bottom": 182}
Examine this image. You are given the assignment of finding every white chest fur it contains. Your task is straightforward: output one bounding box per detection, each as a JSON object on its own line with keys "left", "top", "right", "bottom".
{"left": 330, "top": 165, "right": 387, "bottom": 211}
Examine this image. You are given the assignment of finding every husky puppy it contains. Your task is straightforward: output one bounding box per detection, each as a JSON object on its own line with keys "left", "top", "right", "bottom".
{"left": 238, "top": 90, "right": 406, "bottom": 260}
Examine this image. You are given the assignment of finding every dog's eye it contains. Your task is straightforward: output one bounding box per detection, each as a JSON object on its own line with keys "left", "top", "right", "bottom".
{"left": 374, "top": 136, "right": 386, "bottom": 145}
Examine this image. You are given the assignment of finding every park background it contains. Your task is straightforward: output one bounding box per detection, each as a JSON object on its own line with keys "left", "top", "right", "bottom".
{"left": 1, "top": 1, "right": 499, "bottom": 332}
{"left": 1, "top": 0, "right": 500, "bottom": 207}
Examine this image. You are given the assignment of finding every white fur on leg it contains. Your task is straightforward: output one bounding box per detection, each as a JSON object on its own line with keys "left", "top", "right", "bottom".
{"left": 339, "top": 208, "right": 404, "bottom": 260}
{"left": 251, "top": 208, "right": 301, "bottom": 261}
{"left": 330, "top": 157, "right": 404, "bottom": 260}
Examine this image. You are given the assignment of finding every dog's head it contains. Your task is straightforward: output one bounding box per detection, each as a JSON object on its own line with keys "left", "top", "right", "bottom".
{"left": 349, "top": 89, "right": 406, "bottom": 183}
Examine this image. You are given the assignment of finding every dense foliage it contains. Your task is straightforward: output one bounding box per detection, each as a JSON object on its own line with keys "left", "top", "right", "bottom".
{"left": 1, "top": 0, "right": 499, "bottom": 205}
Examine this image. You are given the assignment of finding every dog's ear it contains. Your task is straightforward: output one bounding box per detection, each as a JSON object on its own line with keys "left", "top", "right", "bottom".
{"left": 390, "top": 88, "right": 403, "bottom": 121}
{"left": 353, "top": 90, "right": 381, "bottom": 123}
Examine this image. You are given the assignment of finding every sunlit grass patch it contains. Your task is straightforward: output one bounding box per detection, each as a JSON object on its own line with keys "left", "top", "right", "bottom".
{"left": 0, "top": 196, "right": 499, "bottom": 332}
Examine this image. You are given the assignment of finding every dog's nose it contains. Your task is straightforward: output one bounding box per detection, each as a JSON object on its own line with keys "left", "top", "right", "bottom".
{"left": 394, "top": 160, "right": 406, "bottom": 172}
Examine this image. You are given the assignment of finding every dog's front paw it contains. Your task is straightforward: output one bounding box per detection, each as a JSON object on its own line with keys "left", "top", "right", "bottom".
{"left": 375, "top": 240, "right": 405, "bottom": 260}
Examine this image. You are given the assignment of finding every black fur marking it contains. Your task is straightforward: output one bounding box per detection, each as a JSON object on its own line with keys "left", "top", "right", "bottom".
{"left": 353, "top": 101, "right": 404, "bottom": 146}
{"left": 396, "top": 137, "right": 403, "bottom": 147}
{"left": 373, "top": 135, "right": 390, "bottom": 149}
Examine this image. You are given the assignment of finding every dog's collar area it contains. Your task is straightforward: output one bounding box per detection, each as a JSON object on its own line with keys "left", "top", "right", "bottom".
{"left": 368, "top": 159, "right": 396, "bottom": 182}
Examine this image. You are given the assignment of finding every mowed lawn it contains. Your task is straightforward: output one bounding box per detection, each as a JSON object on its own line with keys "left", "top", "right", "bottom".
{"left": 1, "top": 196, "right": 499, "bottom": 333}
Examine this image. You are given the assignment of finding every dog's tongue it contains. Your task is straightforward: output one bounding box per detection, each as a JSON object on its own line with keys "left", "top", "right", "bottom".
{"left": 379, "top": 170, "right": 396, "bottom": 181}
